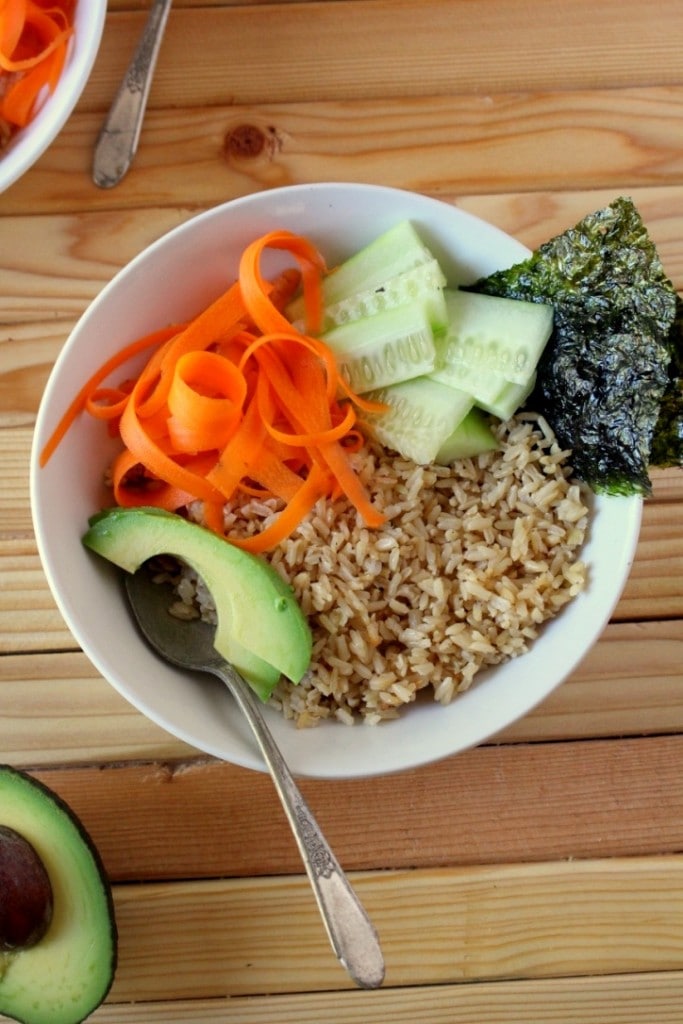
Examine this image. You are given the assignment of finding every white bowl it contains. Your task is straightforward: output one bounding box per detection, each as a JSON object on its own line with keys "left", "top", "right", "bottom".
{"left": 0, "top": 2, "right": 105, "bottom": 193}
{"left": 30, "top": 184, "right": 642, "bottom": 779}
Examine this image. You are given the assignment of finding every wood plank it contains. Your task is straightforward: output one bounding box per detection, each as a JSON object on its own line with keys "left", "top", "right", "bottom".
{"left": 1, "top": 619, "right": 682, "bottom": 768}
{"left": 87, "top": 972, "right": 683, "bottom": 1024}
{"left": 458, "top": 187, "right": 683, "bottom": 284}
{"left": 0, "top": 209, "right": 189, "bottom": 322}
{"left": 94, "top": 857, "right": 683, "bottom": 1000}
{"left": 85, "top": 2, "right": 683, "bottom": 113}
{"left": 4, "top": 86, "right": 683, "bottom": 217}
{"left": 0, "top": 651, "right": 196, "bottom": 764}
{"left": 20, "top": 731, "right": 683, "bottom": 881}
{"left": 497, "top": 619, "right": 683, "bottom": 742}
{"left": 619, "top": 502, "right": 683, "bottom": 620}
{"left": 2, "top": 189, "right": 682, "bottom": 333}
{"left": 0, "top": 541, "right": 71, "bottom": 652}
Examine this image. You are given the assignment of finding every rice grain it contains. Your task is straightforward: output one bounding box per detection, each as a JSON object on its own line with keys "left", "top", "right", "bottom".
{"left": 180, "top": 413, "right": 588, "bottom": 727}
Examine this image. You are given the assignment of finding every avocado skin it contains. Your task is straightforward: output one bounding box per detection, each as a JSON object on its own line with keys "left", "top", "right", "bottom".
{"left": 82, "top": 507, "right": 312, "bottom": 700}
{"left": 0, "top": 765, "right": 117, "bottom": 1024}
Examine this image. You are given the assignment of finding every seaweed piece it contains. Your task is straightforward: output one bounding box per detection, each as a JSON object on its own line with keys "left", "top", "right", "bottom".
{"left": 650, "top": 296, "right": 683, "bottom": 467}
{"left": 470, "top": 197, "right": 678, "bottom": 495}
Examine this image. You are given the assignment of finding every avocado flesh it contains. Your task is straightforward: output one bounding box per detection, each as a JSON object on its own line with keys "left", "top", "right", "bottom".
{"left": 82, "top": 507, "right": 312, "bottom": 701}
{"left": 0, "top": 766, "right": 117, "bottom": 1024}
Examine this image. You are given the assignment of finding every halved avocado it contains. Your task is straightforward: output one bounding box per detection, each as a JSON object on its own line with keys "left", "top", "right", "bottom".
{"left": 82, "top": 506, "right": 312, "bottom": 700}
{"left": 0, "top": 766, "right": 117, "bottom": 1024}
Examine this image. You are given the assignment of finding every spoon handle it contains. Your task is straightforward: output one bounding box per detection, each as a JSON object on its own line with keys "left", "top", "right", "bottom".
{"left": 215, "top": 663, "right": 385, "bottom": 990}
{"left": 92, "top": 0, "right": 173, "bottom": 188}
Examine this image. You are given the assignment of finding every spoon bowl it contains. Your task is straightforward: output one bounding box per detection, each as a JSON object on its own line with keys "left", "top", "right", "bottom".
{"left": 123, "top": 564, "right": 384, "bottom": 989}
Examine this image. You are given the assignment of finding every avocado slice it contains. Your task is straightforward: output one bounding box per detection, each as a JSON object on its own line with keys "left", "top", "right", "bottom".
{"left": 0, "top": 766, "right": 117, "bottom": 1024}
{"left": 82, "top": 506, "right": 312, "bottom": 701}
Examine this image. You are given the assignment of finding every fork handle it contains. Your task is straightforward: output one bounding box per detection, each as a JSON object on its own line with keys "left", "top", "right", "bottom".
{"left": 92, "top": 0, "right": 173, "bottom": 188}
{"left": 215, "top": 663, "right": 385, "bottom": 990}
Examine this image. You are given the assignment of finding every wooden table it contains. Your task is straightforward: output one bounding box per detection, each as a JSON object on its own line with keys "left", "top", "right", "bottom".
{"left": 2, "top": 1, "right": 683, "bottom": 1020}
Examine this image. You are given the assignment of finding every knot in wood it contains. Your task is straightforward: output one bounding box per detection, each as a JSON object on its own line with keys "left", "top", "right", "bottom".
{"left": 224, "top": 124, "right": 267, "bottom": 160}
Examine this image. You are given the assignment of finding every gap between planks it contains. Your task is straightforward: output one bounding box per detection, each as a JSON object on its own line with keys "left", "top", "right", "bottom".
{"left": 86, "top": 970, "right": 683, "bottom": 1024}
{"left": 17, "top": 727, "right": 683, "bottom": 881}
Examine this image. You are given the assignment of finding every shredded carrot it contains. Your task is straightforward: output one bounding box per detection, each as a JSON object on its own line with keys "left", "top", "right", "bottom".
{"left": 38, "top": 325, "right": 183, "bottom": 467}
{"left": 0, "top": 0, "right": 75, "bottom": 134}
{"left": 40, "top": 231, "right": 386, "bottom": 551}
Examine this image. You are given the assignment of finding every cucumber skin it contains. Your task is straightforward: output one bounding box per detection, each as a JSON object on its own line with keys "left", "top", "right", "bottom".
{"left": 434, "top": 408, "right": 499, "bottom": 464}
{"left": 286, "top": 220, "right": 438, "bottom": 326}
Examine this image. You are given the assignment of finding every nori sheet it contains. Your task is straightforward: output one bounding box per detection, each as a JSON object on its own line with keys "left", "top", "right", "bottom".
{"left": 470, "top": 197, "right": 680, "bottom": 495}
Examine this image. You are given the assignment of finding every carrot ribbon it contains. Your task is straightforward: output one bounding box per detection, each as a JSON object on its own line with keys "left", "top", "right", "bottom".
{"left": 41, "top": 229, "right": 386, "bottom": 552}
{"left": 0, "top": 1, "right": 76, "bottom": 130}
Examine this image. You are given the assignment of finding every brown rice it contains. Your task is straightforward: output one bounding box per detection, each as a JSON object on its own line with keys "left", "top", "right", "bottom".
{"left": 176, "top": 411, "right": 588, "bottom": 727}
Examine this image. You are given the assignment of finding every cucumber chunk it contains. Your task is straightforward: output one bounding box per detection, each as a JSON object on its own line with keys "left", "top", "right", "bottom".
{"left": 476, "top": 373, "right": 537, "bottom": 421}
{"left": 362, "top": 376, "right": 473, "bottom": 465}
{"left": 323, "top": 300, "right": 438, "bottom": 394}
{"left": 434, "top": 408, "right": 499, "bottom": 464}
{"left": 322, "top": 259, "right": 448, "bottom": 334}
{"left": 286, "top": 220, "right": 437, "bottom": 326}
{"left": 437, "top": 288, "right": 553, "bottom": 386}
{"left": 319, "top": 220, "right": 435, "bottom": 306}
{"left": 431, "top": 357, "right": 537, "bottom": 421}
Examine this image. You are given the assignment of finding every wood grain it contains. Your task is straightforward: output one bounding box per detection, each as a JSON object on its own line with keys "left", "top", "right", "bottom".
{"left": 1, "top": 2, "right": 683, "bottom": 1018}
{"left": 87, "top": 973, "right": 683, "bottom": 1024}
{"left": 3, "top": 89, "right": 683, "bottom": 217}
{"left": 16, "top": 729, "right": 683, "bottom": 881}
{"left": 86, "top": 2, "right": 683, "bottom": 111}
{"left": 2, "top": 190, "right": 682, "bottom": 335}
{"left": 97, "top": 857, "right": 683, "bottom": 1000}
{"left": 1, "top": 618, "right": 682, "bottom": 768}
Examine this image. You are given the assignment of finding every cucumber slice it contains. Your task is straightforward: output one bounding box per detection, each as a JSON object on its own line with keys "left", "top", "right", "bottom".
{"left": 322, "top": 259, "right": 448, "bottom": 334}
{"left": 320, "top": 220, "right": 435, "bottom": 306}
{"left": 323, "top": 301, "right": 437, "bottom": 394}
{"left": 287, "top": 220, "right": 436, "bottom": 325}
{"left": 434, "top": 408, "right": 499, "bottom": 464}
{"left": 439, "top": 288, "right": 553, "bottom": 385}
{"left": 363, "top": 376, "right": 473, "bottom": 465}
{"left": 476, "top": 372, "right": 537, "bottom": 421}
{"left": 431, "top": 357, "right": 537, "bottom": 421}
{"left": 430, "top": 355, "right": 505, "bottom": 408}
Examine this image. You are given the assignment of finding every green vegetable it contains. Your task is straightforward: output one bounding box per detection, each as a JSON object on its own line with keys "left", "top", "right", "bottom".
{"left": 0, "top": 766, "right": 117, "bottom": 1024}
{"left": 287, "top": 220, "right": 436, "bottom": 327}
{"left": 470, "top": 197, "right": 680, "bottom": 495}
{"left": 362, "top": 375, "right": 474, "bottom": 465}
{"left": 434, "top": 408, "right": 499, "bottom": 464}
{"left": 321, "top": 258, "right": 448, "bottom": 334}
{"left": 429, "top": 288, "right": 551, "bottom": 418}
{"left": 650, "top": 295, "right": 683, "bottom": 468}
{"left": 322, "top": 299, "right": 437, "bottom": 394}
{"left": 83, "top": 507, "right": 311, "bottom": 701}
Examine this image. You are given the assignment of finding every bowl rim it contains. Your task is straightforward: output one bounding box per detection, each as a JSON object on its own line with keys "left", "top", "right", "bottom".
{"left": 0, "top": 2, "right": 106, "bottom": 193}
{"left": 30, "top": 183, "right": 644, "bottom": 779}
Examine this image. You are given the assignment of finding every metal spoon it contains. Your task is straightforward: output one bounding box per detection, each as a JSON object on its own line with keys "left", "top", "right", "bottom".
{"left": 92, "top": 0, "right": 173, "bottom": 188}
{"left": 123, "top": 566, "right": 385, "bottom": 990}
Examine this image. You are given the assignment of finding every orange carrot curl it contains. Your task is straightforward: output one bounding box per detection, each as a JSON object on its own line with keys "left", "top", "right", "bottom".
{"left": 0, "top": 1, "right": 76, "bottom": 135}
{"left": 41, "top": 229, "right": 387, "bottom": 552}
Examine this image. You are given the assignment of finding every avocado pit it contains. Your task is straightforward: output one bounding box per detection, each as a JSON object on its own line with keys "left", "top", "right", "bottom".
{"left": 0, "top": 826, "right": 53, "bottom": 951}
